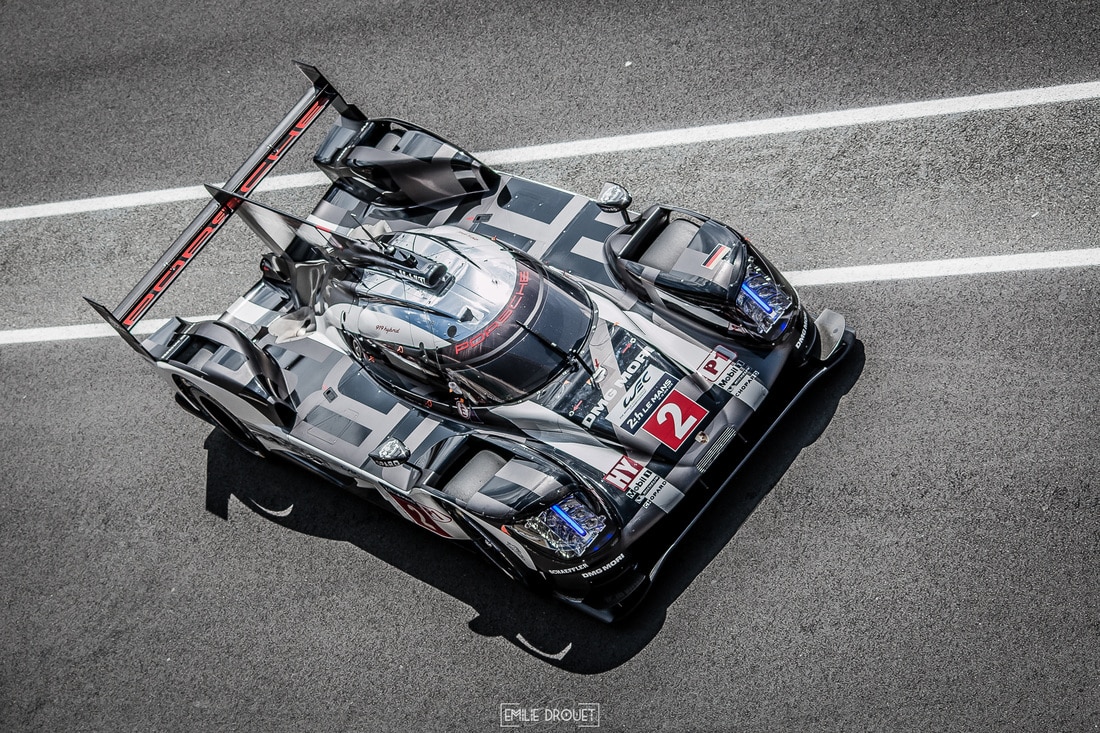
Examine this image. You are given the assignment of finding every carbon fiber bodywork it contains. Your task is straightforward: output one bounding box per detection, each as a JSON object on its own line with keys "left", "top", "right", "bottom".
{"left": 90, "top": 65, "right": 856, "bottom": 622}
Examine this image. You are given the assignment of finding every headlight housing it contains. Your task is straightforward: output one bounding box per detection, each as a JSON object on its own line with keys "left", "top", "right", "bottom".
{"left": 510, "top": 493, "right": 608, "bottom": 559}
{"left": 736, "top": 256, "right": 793, "bottom": 334}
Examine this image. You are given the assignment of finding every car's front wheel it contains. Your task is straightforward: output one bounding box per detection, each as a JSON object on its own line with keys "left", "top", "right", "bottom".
{"left": 452, "top": 511, "right": 544, "bottom": 591}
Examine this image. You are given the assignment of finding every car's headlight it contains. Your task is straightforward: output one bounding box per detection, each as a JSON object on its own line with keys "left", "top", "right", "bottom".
{"left": 735, "top": 256, "right": 793, "bottom": 334}
{"left": 510, "top": 493, "right": 608, "bottom": 559}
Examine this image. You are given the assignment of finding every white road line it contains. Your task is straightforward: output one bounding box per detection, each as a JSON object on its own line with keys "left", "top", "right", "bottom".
{"left": 0, "top": 172, "right": 328, "bottom": 223}
{"left": 2, "top": 249, "right": 1097, "bottom": 346}
{"left": 1, "top": 316, "right": 218, "bottom": 346}
{"left": 2, "top": 81, "right": 1098, "bottom": 223}
{"left": 484, "top": 81, "right": 1100, "bottom": 165}
{"left": 784, "top": 247, "right": 1100, "bottom": 286}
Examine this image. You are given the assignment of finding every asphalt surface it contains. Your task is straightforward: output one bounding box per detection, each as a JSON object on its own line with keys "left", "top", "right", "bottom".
{"left": 2, "top": 1, "right": 1099, "bottom": 731}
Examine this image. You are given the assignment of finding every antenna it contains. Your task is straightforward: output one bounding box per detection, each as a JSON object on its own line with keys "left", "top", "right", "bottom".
{"left": 347, "top": 210, "right": 389, "bottom": 253}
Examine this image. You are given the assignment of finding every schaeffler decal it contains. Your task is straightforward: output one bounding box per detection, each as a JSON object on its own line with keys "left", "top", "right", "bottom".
{"left": 547, "top": 562, "right": 589, "bottom": 575}
{"left": 603, "top": 455, "right": 678, "bottom": 507}
{"left": 697, "top": 348, "right": 768, "bottom": 411}
{"left": 642, "top": 389, "right": 708, "bottom": 451}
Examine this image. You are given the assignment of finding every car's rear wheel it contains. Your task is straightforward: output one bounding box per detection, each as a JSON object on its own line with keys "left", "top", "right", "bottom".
{"left": 176, "top": 379, "right": 268, "bottom": 458}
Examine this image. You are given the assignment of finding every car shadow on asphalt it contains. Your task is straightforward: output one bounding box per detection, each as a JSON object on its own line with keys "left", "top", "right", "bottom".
{"left": 203, "top": 340, "right": 865, "bottom": 674}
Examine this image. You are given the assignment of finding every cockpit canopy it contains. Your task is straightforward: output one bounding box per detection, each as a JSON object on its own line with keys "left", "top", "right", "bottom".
{"left": 322, "top": 226, "right": 594, "bottom": 406}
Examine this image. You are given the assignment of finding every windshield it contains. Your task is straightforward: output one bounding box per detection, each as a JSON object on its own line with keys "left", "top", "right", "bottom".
{"left": 437, "top": 260, "right": 593, "bottom": 404}
{"left": 329, "top": 229, "right": 596, "bottom": 408}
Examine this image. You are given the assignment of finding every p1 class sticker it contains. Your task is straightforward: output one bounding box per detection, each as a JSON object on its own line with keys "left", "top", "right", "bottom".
{"left": 642, "top": 389, "right": 708, "bottom": 451}
{"left": 696, "top": 348, "right": 768, "bottom": 411}
{"left": 698, "top": 347, "right": 735, "bottom": 383}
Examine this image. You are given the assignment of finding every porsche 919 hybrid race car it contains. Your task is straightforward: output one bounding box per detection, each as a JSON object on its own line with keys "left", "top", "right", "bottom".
{"left": 89, "top": 63, "right": 855, "bottom": 621}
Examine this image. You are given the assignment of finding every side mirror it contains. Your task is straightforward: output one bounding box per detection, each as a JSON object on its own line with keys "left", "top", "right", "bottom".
{"left": 369, "top": 437, "right": 411, "bottom": 467}
{"left": 596, "top": 182, "right": 633, "bottom": 223}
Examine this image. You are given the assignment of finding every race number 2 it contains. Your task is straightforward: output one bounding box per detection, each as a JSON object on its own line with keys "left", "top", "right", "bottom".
{"left": 642, "top": 389, "right": 708, "bottom": 451}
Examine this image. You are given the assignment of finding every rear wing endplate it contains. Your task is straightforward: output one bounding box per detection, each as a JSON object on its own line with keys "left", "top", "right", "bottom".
{"left": 96, "top": 62, "right": 363, "bottom": 332}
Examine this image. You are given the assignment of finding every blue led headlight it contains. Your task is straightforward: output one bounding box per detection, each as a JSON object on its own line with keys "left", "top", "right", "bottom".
{"left": 736, "top": 257, "right": 793, "bottom": 333}
{"left": 512, "top": 494, "right": 607, "bottom": 558}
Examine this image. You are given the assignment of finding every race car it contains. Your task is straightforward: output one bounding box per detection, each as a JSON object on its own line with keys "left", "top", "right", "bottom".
{"left": 88, "top": 63, "right": 855, "bottom": 622}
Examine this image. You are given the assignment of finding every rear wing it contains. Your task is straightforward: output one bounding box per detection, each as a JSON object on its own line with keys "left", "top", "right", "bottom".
{"left": 88, "top": 62, "right": 364, "bottom": 336}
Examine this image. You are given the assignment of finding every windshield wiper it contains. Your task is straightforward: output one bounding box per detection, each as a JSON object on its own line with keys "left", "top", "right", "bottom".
{"left": 513, "top": 320, "right": 596, "bottom": 380}
{"left": 420, "top": 233, "right": 483, "bottom": 270}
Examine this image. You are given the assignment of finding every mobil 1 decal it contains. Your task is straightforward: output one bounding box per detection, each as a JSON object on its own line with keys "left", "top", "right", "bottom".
{"left": 696, "top": 345, "right": 768, "bottom": 411}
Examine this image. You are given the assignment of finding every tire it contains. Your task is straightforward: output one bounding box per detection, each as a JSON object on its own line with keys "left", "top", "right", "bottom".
{"left": 453, "top": 511, "right": 543, "bottom": 590}
{"left": 176, "top": 379, "right": 268, "bottom": 458}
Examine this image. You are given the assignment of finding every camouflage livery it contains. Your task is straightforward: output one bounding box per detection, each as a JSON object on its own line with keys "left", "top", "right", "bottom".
{"left": 89, "top": 64, "right": 855, "bottom": 621}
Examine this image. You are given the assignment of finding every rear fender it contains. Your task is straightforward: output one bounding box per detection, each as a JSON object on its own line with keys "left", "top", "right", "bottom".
{"left": 157, "top": 320, "right": 297, "bottom": 429}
